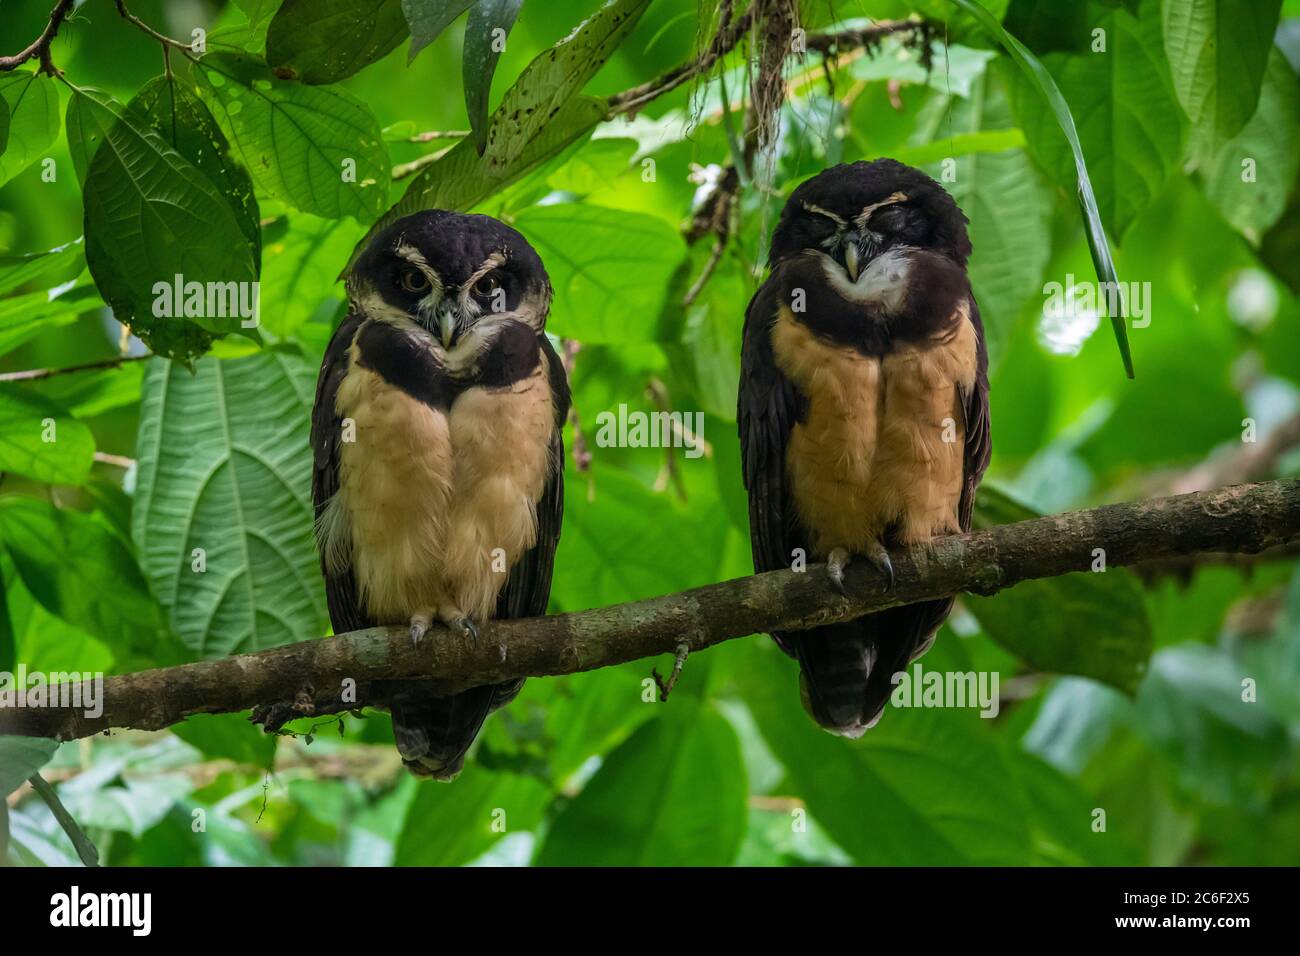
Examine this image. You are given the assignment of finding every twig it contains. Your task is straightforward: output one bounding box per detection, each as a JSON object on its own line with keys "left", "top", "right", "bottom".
{"left": 651, "top": 642, "right": 691, "bottom": 701}
{"left": 0, "top": 0, "right": 76, "bottom": 75}
{"left": 409, "top": 130, "right": 470, "bottom": 143}
{"left": 113, "top": 0, "right": 195, "bottom": 52}
{"left": 0, "top": 353, "right": 151, "bottom": 383}
{"left": 4, "top": 480, "right": 1298, "bottom": 743}
{"left": 392, "top": 148, "right": 455, "bottom": 181}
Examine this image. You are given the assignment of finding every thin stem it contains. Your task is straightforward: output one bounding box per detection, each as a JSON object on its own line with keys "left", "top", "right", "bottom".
{"left": 0, "top": 353, "right": 151, "bottom": 384}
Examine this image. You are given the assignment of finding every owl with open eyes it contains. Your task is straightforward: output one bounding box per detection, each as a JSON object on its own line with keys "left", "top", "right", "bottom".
{"left": 312, "top": 210, "right": 570, "bottom": 778}
{"left": 738, "top": 159, "right": 991, "bottom": 735}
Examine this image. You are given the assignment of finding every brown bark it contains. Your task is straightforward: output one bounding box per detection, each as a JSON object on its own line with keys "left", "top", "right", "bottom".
{"left": 2, "top": 480, "right": 1298, "bottom": 742}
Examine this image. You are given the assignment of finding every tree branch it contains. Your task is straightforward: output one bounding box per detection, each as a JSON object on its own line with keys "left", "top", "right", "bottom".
{"left": 0, "top": 0, "right": 76, "bottom": 74}
{"left": 3, "top": 480, "right": 1298, "bottom": 742}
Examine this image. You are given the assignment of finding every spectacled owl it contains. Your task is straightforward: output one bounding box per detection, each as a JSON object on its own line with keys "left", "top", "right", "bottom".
{"left": 738, "top": 158, "right": 991, "bottom": 736}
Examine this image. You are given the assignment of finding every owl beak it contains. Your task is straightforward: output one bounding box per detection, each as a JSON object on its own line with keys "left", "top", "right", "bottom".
{"left": 844, "top": 241, "right": 861, "bottom": 282}
{"left": 437, "top": 304, "right": 458, "bottom": 348}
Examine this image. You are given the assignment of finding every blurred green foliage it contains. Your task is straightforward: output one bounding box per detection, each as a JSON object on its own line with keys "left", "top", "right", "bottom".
{"left": 1, "top": 0, "right": 1298, "bottom": 867}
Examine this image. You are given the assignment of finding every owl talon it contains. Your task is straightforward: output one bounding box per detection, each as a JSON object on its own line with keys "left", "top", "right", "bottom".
{"left": 826, "top": 547, "right": 850, "bottom": 596}
{"left": 450, "top": 617, "right": 479, "bottom": 643}
{"left": 409, "top": 610, "right": 434, "bottom": 647}
{"left": 863, "top": 541, "right": 895, "bottom": 590}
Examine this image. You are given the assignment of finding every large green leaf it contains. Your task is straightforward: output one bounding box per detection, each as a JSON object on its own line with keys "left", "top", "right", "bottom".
{"left": 402, "top": 0, "right": 476, "bottom": 61}
{"left": 268, "top": 0, "right": 409, "bottom": 84}
{"left": 953, "top": 0, "right": 1143, "bottom": 377}
{"left": 359, "top": 0, "right": 649, "bottom": 260}
{"left": 1162, "top": 0, "right": 1283, "bottom": 150}
{"left": 0, "top": 736, "right": 58, "bottom": 798}
{"left": 0, "top": 95, "right": 10, "bottom": 157}
{"left": 0, "top": 384, "right": 94, "bottom": 485}
{"left": 464, "top": 0, "right": 523, "bottom": 154}
{"left": 69, "top": 87, "right": 260, "bottom": 361}
{"left": 0, "top": 73, "right": 58, "bottom": 187}
{"left": 195, "top": 52, "right": 390, "bottom": 221}
{"left": 393, "top": 764, "right": 550, "bottom": 865}
{"left": 969, "top": 485, "right": 1153, "bottom": 694}
{"left": 514, "top": 203, "right": 687, "bottom": 344}
{"left": 917, "top": 75, "right": 1051, "bottom": 367}
{"left": 132, "top": 354, "right": 327, "bottom": 658}
{"left": 737, "top": 642, "right": 1035, "bottom": 865}
{"left": 1003, "top": 1, "right": 1185, "bottom": 241}
{"left": 536, "top": 704, "right": 747, "bottom": 866}
{"left": 1202, "top": 48, "right": 1300, "bottom": 241}
{"left": 127, "top": 75, "right": 263, "bottom": 269}
{"left": 0, "top": 497, "right": 166, "bottom": 662}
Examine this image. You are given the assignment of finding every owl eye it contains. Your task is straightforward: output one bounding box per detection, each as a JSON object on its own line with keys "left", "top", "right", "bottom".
{"left": 398, "top": 269, "right": 431, "bottom": 294}
{"left": 472, "top": 274, "right": 500, "bottom": 297}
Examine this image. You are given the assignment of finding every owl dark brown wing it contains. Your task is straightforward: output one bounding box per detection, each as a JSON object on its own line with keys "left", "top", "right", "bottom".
{"left": 310, "top": 310, "right": 373, "bottom": 635}
{"left": 738, "top": 271, "right": 810, "bottom": 583}
{"left": 958, "top": 295, "right": 992, "bottom": 531}
{"left": 494, "top": 334, "right": 570, "bottom": 622}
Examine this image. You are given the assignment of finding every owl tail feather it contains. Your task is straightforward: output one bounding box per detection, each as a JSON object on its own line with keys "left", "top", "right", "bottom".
{"left": 391, "top": 680, "right": 523, "bottom": 780}
{"left": 787, "top": 599, "right": 953, "bottom": 737}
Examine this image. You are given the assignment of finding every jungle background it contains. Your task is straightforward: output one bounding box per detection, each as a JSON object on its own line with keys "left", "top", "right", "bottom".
{"left": 1, "top": 0, "right": 1299, "bottom": 867}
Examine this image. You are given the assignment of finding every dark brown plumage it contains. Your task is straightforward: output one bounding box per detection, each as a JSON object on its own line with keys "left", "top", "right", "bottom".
{"left": 739, "top": 158, "right": 991, "bottom": 736}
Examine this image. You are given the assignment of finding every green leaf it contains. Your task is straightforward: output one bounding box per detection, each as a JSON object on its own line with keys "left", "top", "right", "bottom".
{"left": 127, "top": 75, "right": 263, "bottom": 269}
{"left": 402, "top": 0, "right": 476, "bottom": 61}
{"left": 0, "top": 384, "right": 95, "bottom": 485}
{"left": 69, "top": 87, "right": 260, "bottom": 361}
{"left": 0, "top": 73, "right": 58, "bottom": 187}
{"left": 737, "top": 642, "right": 1035, "bottom": 865}
{"left": 0, "top": 236, "right": 85, "bottom": 298}
{"left": 393, "top": 764, "right": 549, "bottom": 865}
{"left": 917, "top": 74, "right": 1051, "bottom": 367}
{"left": 1202, "top": 48, "right": 1300, "bottom": 242}
{"left": 132, "top": 354, "right": 327, "bottom": 658}
{"left": 1163, "top": 0, "right": 1283, "bottom": 149}
{"left": 195, "top": 52, "right": 391, "bottom": 221}
{"left": 952, "top": 0, "right": 1143, "bottom": 378}
{"left": 0, "top": 736, "right": 57, "bottom": 798}
{"left": 968, "top": 484, "right": 1153, "bottom": 693}
{"left": 170, "top": 714, "right": 277, "bottom": 769}
{"left": 0, "top": 497, "right": 165, "bottom": 661}
{"left": 464, "top": 0, "right": 523, "bottom": 154}
{"left": 268, "top": 0, "right": 409, "bottom": 84}
{"left": 536, "top": 704, "right": 747, "bottom": 866}
{"left": 1015, "top": 747, "right": 1140, "bottom": 865}
{"left": 0, "top": 275, "right": 101, "bottom": 357}
{"left": 0, "top": 94, "right": 10, "bottom": 157}
{"left": 514, "top": 203, "right": 686, "bottom": 344}
{"left": 358, "top": 0, "right": 649, "bottom": 261}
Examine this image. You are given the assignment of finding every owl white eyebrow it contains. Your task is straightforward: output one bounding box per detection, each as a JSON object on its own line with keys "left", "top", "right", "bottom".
{"left": 854, "top": 191, "right": 910, "bottom": 228}
{"left": 392, "top": 241, "right": 442, "bottom": 292}
{"left": 802, "top": 203, "right": 847, "bottom": 227}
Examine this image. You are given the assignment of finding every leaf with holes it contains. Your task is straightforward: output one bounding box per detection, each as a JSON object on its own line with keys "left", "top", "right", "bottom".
{"left": 132, "top": 354, "right": 327, "bottom": 658}
{"left": 194, "top": 52, "right": 390, "bottom": 221}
